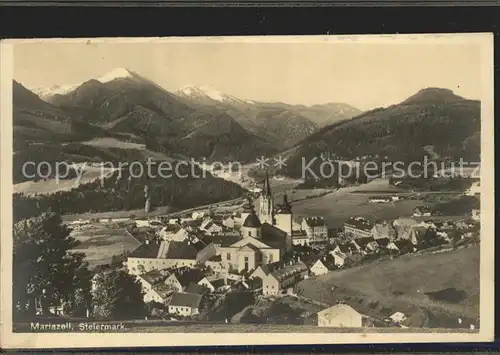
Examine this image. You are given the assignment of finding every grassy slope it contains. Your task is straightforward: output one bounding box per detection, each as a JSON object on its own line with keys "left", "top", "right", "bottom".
{"left": 297, "top": 247, "right": 480, "bottom": 326}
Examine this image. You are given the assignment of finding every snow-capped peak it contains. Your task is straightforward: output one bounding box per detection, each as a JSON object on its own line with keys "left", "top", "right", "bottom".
{"left": 98, "top": 68, "right": 136, "bottom": 83}
{"left": 176, "top": 84, "right": 252, "bottom": 105}
{"left": 32, "top": 84, "right": 78, "bottom": 101}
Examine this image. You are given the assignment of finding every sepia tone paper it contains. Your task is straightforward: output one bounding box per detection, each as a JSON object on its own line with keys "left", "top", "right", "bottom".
{"left": 0, "top": 34, "right": 494, "bottom": 349}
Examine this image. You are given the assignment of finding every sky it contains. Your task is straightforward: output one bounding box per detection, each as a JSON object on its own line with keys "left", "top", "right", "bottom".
{"left": 13, "top": 36, "right": 484, "bottom": 110}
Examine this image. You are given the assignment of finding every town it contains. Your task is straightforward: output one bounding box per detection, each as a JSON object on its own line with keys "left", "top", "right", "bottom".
{"left": 57, "top": 171, "right": 480, "bottom": 331}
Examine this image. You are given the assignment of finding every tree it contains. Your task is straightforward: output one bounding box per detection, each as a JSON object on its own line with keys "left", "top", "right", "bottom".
{"left": 92, "top": 269, "right": 145, "bottom": 320}
{"left": 13, "top": 212, "right": 90, "bottom": 318}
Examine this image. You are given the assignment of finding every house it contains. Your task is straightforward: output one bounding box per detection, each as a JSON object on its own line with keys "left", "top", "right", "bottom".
{"left": 332, "top": 243, "right": 354, "bottom": 255}
{"left": 386, "top": 241, "right": 400, "bottom": 252}
{"left": 168, "top": 292, "right": 203, "bottom": 317}
{"left": 157, "top": 224, "right": 182, "bottom": 241}
{"left": 413, "top": 206, "right": 432, "bottom": 217}
{"left": 192, "top": 211, "right": 206, "bottom": 220}
{"left": 197, "top": 277, "right": 216, "bottom": 293}
{"left": 317, "top": 304, "right": 363, "bottom": 328}
{"left": 351, "top": 237, "right": 379, "bottom": 253}
{"left": 301, "top": 217, "right": 328, "bottom": 243}
{"left": 309, "top": 258, "right": 335, "bottom": 276}
{"left": 292, "top": 230, "right": 310, "bottom": 246}
{"left": 344, "top": 217, "right": 374, "bottom": 239}
{"left": 261, "top": 261, "right": 308, "bottom": 296}
{"left": 371, "top": 221, "right": 397, "bottom": 241}
{"left": 390, "top": 311, "right": 407, "bottom": 324}
{"left": 393, "top": 218, "right": 426, "bottom": 244}
{"left": 172, "top": 228, "right": 190, "bottom": 242}
{"left": 472, "top": 209, "right": 480, "bottom": 221}
{"left": 392, "top": 240, "right": 416, "bottom": 254}
{"left": 136, "top": 270, "right": 176, "bottom": 303}
{"left": 173, "top": 268, "right": 206, "bottom": 291}
{"left": 374, "top": 237, "right": 390, "bottom": 249}
{"left": 212, "top": 278, "right": 230, "bottom": 292}
{"left": 185, "top": 283, "right": 211, "bottom": 295}
{"left": 368, "top": 196, "right": 391, "bottom": 203}
{"left": 330, "top": 252, "right": 348, "bottom": 267}
{"left": 249, "top": 260, "right": 288, "bottom": 280}
{"left": 127, "top": 239, "right": 199, "bottom": 275}
{"left": 222, "top": 215, "right": 236, "bottom": 229}
{"left": 201, "top": 221, "right": 224, "bottom": 235}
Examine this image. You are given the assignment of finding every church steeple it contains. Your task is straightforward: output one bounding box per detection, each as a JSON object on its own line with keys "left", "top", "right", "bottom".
{"left": 277, "top": 193, "right": 292, "bottom": 214}
{"left": 263, "top": 171, "right": 272, "bottom": 198}
{"left": 259, "top": 171, "right": 274, "bottom": 224}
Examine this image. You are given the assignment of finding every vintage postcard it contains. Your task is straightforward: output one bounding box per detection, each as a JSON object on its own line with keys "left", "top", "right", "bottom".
{"left": 0, "top": 34, "right": 494, "bottom": 348}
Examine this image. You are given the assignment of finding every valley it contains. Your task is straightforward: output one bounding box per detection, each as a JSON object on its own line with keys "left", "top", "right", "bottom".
{"left": 11, "top": 54, "right": 484, "bottom": 337}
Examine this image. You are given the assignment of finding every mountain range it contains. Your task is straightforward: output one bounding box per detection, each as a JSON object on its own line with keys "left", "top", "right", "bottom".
{"left": 276, "top": 88, "right": 481, "bottom": 179}
{"left": 15, "top": 68, "right": 480, "bottom": 186}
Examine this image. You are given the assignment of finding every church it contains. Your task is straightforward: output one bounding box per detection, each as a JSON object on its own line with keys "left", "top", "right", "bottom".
{"left": 216, "top": 173, "right": 293, "bottom": 273}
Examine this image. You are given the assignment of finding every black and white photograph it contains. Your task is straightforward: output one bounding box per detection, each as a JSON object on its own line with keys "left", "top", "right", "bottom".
{"left": 0, "top": 34, "right": 494, "bottom": 348}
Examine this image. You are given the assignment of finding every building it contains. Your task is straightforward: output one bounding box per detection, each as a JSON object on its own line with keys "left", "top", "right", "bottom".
{"left": 371, "top": 221, "right": 397, "bottom": 241}
{"left": 127, "top": 239, "right": 200, "bottom": 275}
{"left": 261, "top": 261, "right": 308, "bottom": 296}
{"left": 390, "top": 311, "right": 407, "bottom": 324}
{"left": 309, "top": 258, "right": 335, "bottom": 276}
{"left": 136, "top": 269, "right": 175, "bottom": 303}
{"left": 168, "top": 292, "right": 203, "bottom": 317}
{"left": 201, "top": 221, "right": 224, "bottom": 235}
{"left": 413, "top": 206, "right": 432, "bottom": 217}
{"left": 391, "top": 239, "right": 416, "bottom": 254}
{"left": 192, "top": 211, "right": 206, "bottom": 220}
{"left": 292, "top": 230, "right": 310, "bottom": 246}
{"left": 157, "top": 224, "right": 182, "bottom": 241}
{"left": 344, "top": 217, "right": 374, "bottom": 239}
{"left": 301, "top": 217, "right": 328, "bottom": 243}
{"left": 259, "top": 173, "right": 275, "bottom": 224}
{"left": 222, "top": 215, "right": 236, "bottom": 229}
{"left": 203, "top": 194, "right": 293, "bottom": 273}
{"left": 317, "top": 304, "right": 363, "bottom": 328}
{"left": 393, "top": 218, "right": 425, "bottom": 244}
{"left": 368, "top": 196, "right": 391, "bottom": 203}
{"left": 351, "top": 237, "right": 379, "bottom": 253}
{"left": 330, "top": 252, "right": 348, "bottom": 267}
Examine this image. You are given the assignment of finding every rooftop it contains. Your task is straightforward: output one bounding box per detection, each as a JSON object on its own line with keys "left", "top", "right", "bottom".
{"left": 304, "top": 217, "right": 326, "bottom": 227}
{"left": 165, "top": 241, "right": 199, "bottom": 260}
{"left": 344, "top": 217, "right": 373, "bottom": 231}
{"left": 243, "top": 213, "right": 262, "bottom": 228}
{"left": 270, "top": 261, "right": 308, "bottom": 281}
{"left": 169, "top": 292, "right": 203, "bottom": 309}
{"left": 129, "top": 241, "right": 161, "bottom": 258}
{"left": 317, "top": 304, "right": 362, "bottom": 320}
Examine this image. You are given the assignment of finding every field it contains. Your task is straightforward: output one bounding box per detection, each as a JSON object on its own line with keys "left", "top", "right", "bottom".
{"left": 80, "top": 137, "right": 175, "bottom": 160}
{"left": 62, "top": 205, "right": 175, "bottom": 222}
{"left": 297, "top": 246, "right": 480, "bottom": 328}
{"left": 292, "top": 192, "right": 422, "bottom": 229}
{"left": 289, "top": 178, "right": 464, "bottom": 228}
{"left": 70, "top": 223, "right": 141, "bottom": 268}
{"left": 13, "top": 166, "right": 116, "bottom": 195}
{"left": 81, "top": 137, "right": 147, "bottom": 150}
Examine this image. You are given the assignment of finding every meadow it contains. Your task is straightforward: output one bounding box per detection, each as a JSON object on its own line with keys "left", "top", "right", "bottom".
{"left": 297, "top": 246, "right": 480, "bottom": 328}
{"left": 70, "top": 223, "right": 141, "bottom": 268}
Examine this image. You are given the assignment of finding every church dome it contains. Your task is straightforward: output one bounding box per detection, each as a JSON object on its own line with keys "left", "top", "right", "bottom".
{"left": 243, "top": 213, "right": 262, "bottom": 228}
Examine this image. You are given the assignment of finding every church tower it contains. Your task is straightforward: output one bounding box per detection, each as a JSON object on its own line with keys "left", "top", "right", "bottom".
{"left": 259, "top": 172, "right": 274, "bottom": 224}
{"left": 275, "top": 193, "right": 293, "bottom": 251}
{"left": 241, "top": 196, "right": 255, "bottom": 225}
